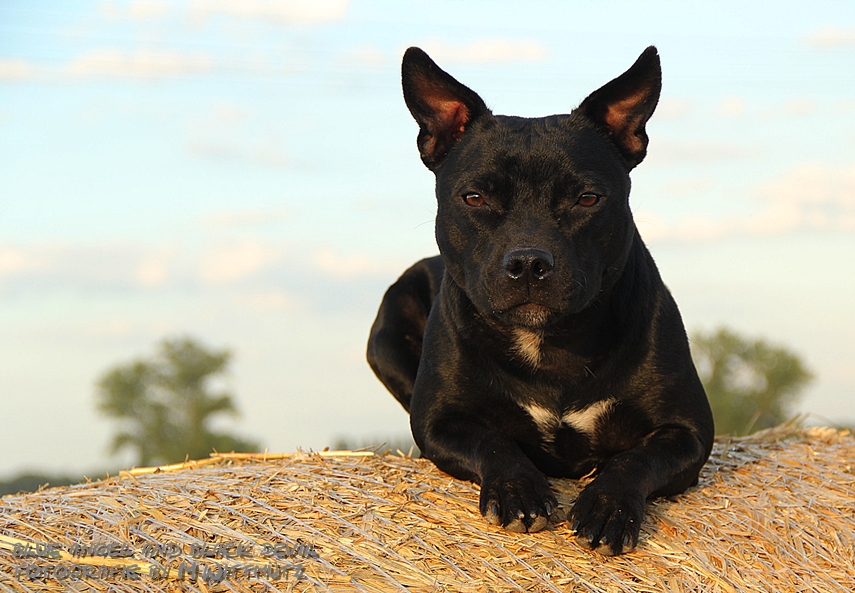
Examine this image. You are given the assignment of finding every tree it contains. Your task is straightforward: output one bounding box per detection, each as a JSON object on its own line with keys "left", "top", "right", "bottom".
{"left": 691, "top": 327, "right": 814, "bottom": 436}
{"left": 0, "top": 473, "right": 77, "bottom": 497}
{"left": 97, "top": 337, "right": 260, "bottom": 466}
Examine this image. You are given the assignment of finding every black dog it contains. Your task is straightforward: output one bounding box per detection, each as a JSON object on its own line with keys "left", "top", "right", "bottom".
{"left": 367, "top": 46, "right": 714, "bottom": 556}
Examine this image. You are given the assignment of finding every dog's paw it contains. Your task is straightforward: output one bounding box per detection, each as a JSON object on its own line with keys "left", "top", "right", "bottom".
{"left": 567, "top": 482, "right": 645, "bottom": 556}
{"left": 479, "top": 473, "right": 558, "bottom": 533}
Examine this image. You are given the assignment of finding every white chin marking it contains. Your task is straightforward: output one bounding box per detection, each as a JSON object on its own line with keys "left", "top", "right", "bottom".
{"left": 512, "top": 327, "right": 543, "bottom": 367}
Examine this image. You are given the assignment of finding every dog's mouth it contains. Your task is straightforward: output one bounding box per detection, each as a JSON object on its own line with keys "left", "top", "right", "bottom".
{"left": 498, "top": 303, "right": 555, "bottom": 328}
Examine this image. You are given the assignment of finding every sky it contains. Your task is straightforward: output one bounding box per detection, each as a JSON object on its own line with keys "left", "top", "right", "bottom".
{"left": 1, "top": 0, "right": 854, "bottom": 479}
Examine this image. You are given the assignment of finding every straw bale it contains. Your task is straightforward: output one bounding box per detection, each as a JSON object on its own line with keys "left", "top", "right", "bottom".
{"left": 1, "top": 423, "right": 853, "bottom": 592}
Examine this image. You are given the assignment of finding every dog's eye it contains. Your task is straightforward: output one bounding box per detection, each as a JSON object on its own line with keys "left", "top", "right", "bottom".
{"left": 463, "top": 192, "right": 486, "bottom": 207}
{"left": 577, "top": 193, "right": 600, "bottom": 207}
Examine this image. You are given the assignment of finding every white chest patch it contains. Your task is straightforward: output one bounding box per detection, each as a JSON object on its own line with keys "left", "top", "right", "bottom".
{"left": 561, "top": 399, "right": 615, "bottom": 435}
{"left": 523, "top": 398, "right": 615, "bottom": 442}
{"left": 511, "top": 328, "right": 544, "bottom": 367}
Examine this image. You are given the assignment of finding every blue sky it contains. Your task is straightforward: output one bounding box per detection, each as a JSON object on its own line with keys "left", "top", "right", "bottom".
{"left": 1, "top": 0, "right": 854, "bottom": 477}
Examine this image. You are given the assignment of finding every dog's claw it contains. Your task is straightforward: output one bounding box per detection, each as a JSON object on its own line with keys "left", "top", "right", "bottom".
{"left": 622, "top": 533, "right": 633, "bottom": 550}
{"left": 485, "top": 503, "right": 501, "bottom": 526}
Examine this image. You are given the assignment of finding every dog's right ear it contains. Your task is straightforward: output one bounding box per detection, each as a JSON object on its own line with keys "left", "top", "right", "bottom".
{"left": 402, "top": 47, "right": 489, "bottom": 170}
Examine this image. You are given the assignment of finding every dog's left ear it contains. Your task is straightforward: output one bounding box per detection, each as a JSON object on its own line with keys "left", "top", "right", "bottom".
{"left": 579, "top": 46, "right": 661, "bottom": 168}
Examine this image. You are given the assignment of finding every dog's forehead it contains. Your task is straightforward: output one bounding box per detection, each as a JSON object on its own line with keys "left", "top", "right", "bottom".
{"left": 493, "top": 113, "right": 618, "bottom": 161}
{"left": 448, "top": 113, "right": 627, "bottom": 191}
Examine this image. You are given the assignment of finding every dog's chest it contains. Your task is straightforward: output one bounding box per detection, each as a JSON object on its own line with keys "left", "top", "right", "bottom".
{"left": 522, "top": 399, "right": 615, "bottom": 444}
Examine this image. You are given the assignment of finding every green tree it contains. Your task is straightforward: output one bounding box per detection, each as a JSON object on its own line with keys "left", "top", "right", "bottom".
{"left": 97, "top": 337, "right": 260, "bottom": 466}
{"left": 691, "top": 327, "right": 814, "bottom": 436}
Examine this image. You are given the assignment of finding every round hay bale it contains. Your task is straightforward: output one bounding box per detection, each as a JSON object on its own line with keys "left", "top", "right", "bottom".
{"left": 1, "top": 424, "right": 853, "bottom": 592}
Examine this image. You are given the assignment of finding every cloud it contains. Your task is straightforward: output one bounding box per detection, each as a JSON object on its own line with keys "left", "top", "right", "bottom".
{"left": 98, "top": 0, "right": 349, "bottom": 25}
{"left": 783, "top": 99, "right": 815, "bottom": 116}
{"left": 655, "top": 99, "right": 693, "bottom": 120}
{"left": 646, "top": 141, "right": 758, "bottom": 165}
{"left": 200, "top": 208, "right": 291, "bottom": 230}
{"left": 313, "top": 249, "right": 404, "bottom": 279}
{"left": 637, "top": 163, "right": 855, "bottom": 243}
{"left": 0, "top": 242, "right": 206, "bottom": 292}
{"left": 0, "top": 58, "right": 35, "bottom": 81}
{"left": 662, "top": 177, "right": 714, "bottom": 198}
{"left": 756, "top": 98, "right": 817, "bottom": 120}
{"left": 189, "top": 0, "right": 349, "bottom": 25}
{"left": 835, "top": 99, "right": 855, "bottom": 113}
{"left": 0, "top": 240, "right": 286, "bottom": 292}
{"left": 0, "top": 247, "right": 30, "bottom": 274}
{"left": 208, "top": 103, "right": 248, "bottom": 124}
{"left": 198, "top": 240, "right": 283, "bottom": 285}
{"left": 185, "top": 139, "right": 290, "bottom": 167}
{"left": 98, "top": 0, "right": 171, "bottom": 20}
{"left": 756, "top": 163, "right": 855, "bottom": 227}
{"left": 5, "top": 50, "right": 250, "bottom": 83}
{"left": 699, "top": 95, "right": 818, "bottom": 122}
{"left": 338, "top": 45, "right": 385, "bottom": 69}
{"left": 183, "top": 103, "right": 291, "bottom": 167}
{"left": 136, "top": 249, "right": 175, "bottom": 288}
{"left": 0, "top": 238, "right": 407, "bottom": 316}
{"left": 419, "top": 38, "right": 548, "bottom": 64}
{"left": 234, "top": 290, "right": 300, "bottom": 312}
{"left": 81, "top": 319, "right": 135, "bottom": 338}
{"left": 66, "top": 49, "right": 213, "bottom": 78}
{"left": 716, "top": 96, "right": 746, "bottom": 117}
{"left": 804, "top": 27, "right": 855, "bottom": 49}
{"left": 0, "top": 243, "right": 175, "bottom": 292}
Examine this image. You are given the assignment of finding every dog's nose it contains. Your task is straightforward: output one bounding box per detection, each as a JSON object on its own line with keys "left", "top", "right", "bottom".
{"left": 503, "top": 248, "right": 554, "bottom": 281}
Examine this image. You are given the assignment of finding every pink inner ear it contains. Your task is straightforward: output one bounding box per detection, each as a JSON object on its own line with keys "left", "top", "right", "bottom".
{"left": 603, "top": 90, "right": 648, "bottom": 153}
{"left": 409, "top": 71, "right": 472, "bottom": 140}
{"left": 432, "top": 98, "right": 470, "bottom": 140}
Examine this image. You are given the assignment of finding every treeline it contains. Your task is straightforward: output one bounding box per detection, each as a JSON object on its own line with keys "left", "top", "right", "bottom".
{"left": 2, "top": 327, "right": 828, "bottom": 496}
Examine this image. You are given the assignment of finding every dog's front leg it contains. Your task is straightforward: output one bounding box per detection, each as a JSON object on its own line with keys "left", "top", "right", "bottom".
{"left": 413, "top": 413, "right": 559, "bottom": 533}
{"left": 568, "top": 425, "right": 709, "bottom": 555}
{"left": 409, "top": 282, "right": 559, "bottom": 534}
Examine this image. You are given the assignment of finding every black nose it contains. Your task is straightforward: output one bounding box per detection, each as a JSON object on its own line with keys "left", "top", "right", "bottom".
{"left": 503, "top": 248, "right": 554, "bottom": 281}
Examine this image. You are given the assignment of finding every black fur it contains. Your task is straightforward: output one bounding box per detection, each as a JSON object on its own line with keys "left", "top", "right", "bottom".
{"left": 367, "top": 46, "right": 714, "bottom": 556}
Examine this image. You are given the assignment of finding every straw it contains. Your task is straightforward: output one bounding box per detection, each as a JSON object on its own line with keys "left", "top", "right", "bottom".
{"left": 1, "top": 423, "right": 853, "bottom": 592}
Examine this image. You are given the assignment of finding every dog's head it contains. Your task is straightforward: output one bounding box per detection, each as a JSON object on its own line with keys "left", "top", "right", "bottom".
{"left": 402, "top": 47, "right": 660, "bottom": 329}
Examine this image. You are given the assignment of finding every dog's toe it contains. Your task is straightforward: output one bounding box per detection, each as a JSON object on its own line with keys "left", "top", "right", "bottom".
{"left": 527, "top": 512, "right": 548, "bottom": 532}
{"left": 568, "top": 482, "right": 644, "bottom": 556}
{"left": 505, "top": 514, "right": 528, "bottom": 533}
{"left": 479, "top": 474, "right": 557, "bottom": 534}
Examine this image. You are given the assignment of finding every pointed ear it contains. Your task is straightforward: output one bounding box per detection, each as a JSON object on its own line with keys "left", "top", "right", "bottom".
{"left": 402, "top": 47, "right": 490, "bottom": 169}
{"left": 579, "top": 46, "right": 661, "bottom": 168}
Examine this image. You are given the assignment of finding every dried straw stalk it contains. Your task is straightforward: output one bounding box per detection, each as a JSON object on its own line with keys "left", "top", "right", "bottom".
{"left": 1, "top": 423, "right": 853, "bottom": 592}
